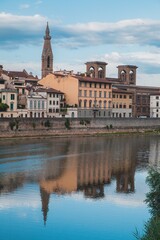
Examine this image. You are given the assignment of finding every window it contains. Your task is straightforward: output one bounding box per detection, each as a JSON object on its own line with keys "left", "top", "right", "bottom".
{"left": 104, "top": 101, "right": 106, "bottom": 108}
{"left": 99, "top": 91, "right": 102, "bottom": 98}
{"left": 22, "top": 89, "right": 25, "bottom": 95}
{"left": 56, "top": 101, "right": 59, "bottom": 105}
{"left": 94, "top": 91, "right": 97, "bottom": 98}
{"left": 156, "top": 102, "right": 159, "bottom": 107}
{"left": 84, "top": 90, "right": 87, "bottom": 97}
{"left": 50, "top": 93, "right": 52, "bottom": 97}
{"left": 112, "top": 94, "right": 115, "bottom": 98}
{"left": 156, "top": 96, "right": 159, "bottom": 100}
{"left": 42, "top": 101, "right": 44, "bottom": 109}
{"left": 53, "top": 100, "right": 55, "bottom": 105}
{"left": 30, "top": 100, "right": 33, "bottom": 109}
{"left": 79, "top": 90, "right": 82, "bottom": 97}
{"left": 79, "top": 100, "right": 82, "bottom": 108}
{"left": 109, "top": 92, "right": 112, "bottom": 98}
{"left": 47, "top": 56, "right": 50, "bottom": 68}
{"left": 124, "top": 95, "right": 126, "bottom": 99}
{"left": 49, "top": 100, "right": 52, "bottom": 105}
{"left": 84, "top": 100, "right": 87, "bottom": 108}
{"left": 89, "top": 90, "right": 92, "bottom": 97}
{"left": 11, "top": 94, "right": 15, "bottom": 100}
{"left": 129, "top": 95, "right": 132, "bottom": 99}
{"left": 34, "top": 101, "right": 36, "bottom": 109}
{"left": 104, "top": 91, "right": 106, "bottom": 98}
{"left": 99, "top": 100, "right": 102, "bottom": 108}
{"left": 10, "top": 103, "right": 14, "bottom": 111}
{"left": 90, "top": 83, "right": 92, "bottom": 88}
{"left": 89, "top": 100, "right": 92, "bottom": 108}
{"left": 38, "top": 100, "right": 40, "bottom": 109}
{"left": 120, "top": 95, "right": 122, "bottom": 99}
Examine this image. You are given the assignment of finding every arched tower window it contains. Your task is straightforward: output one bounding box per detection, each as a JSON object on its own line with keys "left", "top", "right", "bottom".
{"left": 120, "top": 70, "right": 126, "bottom": 82}
{"left": 89, "top": 67, "right": 95, "bottom": 78}
{"left": 129, "top": 70, "right": 134, "bottom": 83}
{"left": 47, "top": 56, "right": 50, "bottom": 68}
{"left": 98, "top": 67, "right": 104, "bottom": 78}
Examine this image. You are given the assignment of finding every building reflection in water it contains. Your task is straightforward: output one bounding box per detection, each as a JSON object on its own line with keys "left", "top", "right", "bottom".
{"left": 39, "top": 136, "right": 146, "bottom": 224}
{"left": 1, "top": 135, "right": 159, "bottom": 225}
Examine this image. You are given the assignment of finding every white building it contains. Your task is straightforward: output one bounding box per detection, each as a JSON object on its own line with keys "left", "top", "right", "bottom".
{"left": 27, "top": 87, "right": 64, "bottom": 118}
{"left": 45, "top": 88, "right": 64, "bottom": 117}
{"left": 27, "top": 94, "right": 47, "bottom": 118}
{"left": 150, "top": 94, "right": 160, "bottom": 118}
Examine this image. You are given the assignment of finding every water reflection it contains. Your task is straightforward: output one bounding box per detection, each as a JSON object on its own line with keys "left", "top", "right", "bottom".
{"left": 0, "top": 135, "right": 159, "bottom": 227}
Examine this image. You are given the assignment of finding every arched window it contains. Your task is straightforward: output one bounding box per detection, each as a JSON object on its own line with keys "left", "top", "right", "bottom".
{"left": 47, "top": 56, "right": 50, "bottom": 68}
{"left": 120, "top": 70, "right": 126, "bottom": 82}
{"left": 89, "top": 67, "right": 95, "bottom": 78}
{"left": 129, "top": 70, "right": 134, "bottom": 83}
{"left": 84, "top": 99, "right": 87, "bottom": 108}
{"left": 89, "top": 100, "right": 92, "bottom": 108}
{"left": 98, "top": 67, "right": 104, "bottom": 78}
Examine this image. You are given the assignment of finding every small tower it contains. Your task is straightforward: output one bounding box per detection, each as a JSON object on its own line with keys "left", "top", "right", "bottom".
{"left": 117, "top": 65, "right": 138, "bottom": 85}
{"left": 85, "top": 61, "right": 107, "bottom": 78}
{"left": 41, "top": 22, "right": 53, "bottom": 78}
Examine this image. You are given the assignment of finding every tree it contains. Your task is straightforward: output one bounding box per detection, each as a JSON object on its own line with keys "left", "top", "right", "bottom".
{"left": 0, "top": 103, "right": 9, "bottom": 111}
{"left": 134, "top": 168, "right": 160, "bottom": 240}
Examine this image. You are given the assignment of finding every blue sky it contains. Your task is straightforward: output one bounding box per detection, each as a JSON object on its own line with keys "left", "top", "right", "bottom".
{"left": 0, "top": 0, "right": 160, "bottom": 86}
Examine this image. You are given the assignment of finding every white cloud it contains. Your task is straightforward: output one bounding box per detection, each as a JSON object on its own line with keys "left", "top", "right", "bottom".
{"left": 20, "top": 4, "right": 30, "bottom": 9}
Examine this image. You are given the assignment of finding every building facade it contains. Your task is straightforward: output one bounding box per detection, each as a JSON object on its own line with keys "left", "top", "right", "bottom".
{"left": 112, "top": 89, "right": 133, "bottom": 118}
{"left": 150, "top": 94, "right": 160, "bottom": 118}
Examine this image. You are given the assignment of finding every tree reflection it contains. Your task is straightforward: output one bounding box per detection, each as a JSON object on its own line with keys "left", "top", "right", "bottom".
{"left": 134, "top": 168, "right": 160, "bottom": 240}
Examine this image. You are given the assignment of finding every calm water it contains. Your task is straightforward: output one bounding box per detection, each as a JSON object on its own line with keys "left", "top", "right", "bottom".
{"left": 0, "top": 134, "right": 160, "bottom": 240}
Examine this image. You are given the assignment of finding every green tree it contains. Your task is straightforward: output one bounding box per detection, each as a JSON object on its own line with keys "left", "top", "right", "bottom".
{"left": 0, "top": 103, "right": 9, "bottom": 111}
{"left": 134, "top": 168, "right": 160, "bottom": 240}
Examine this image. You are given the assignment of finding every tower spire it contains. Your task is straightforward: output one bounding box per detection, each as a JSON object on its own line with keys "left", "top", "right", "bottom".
{"left": 41, "top": 22, "right": 53, "bottom": 78}
{"left": 45, "top": 22, "right": 51, "bottom": 40}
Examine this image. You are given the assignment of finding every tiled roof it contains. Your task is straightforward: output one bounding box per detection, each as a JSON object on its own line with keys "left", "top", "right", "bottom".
{"left": 2, "top": 69, "right": 38, "bottom": 79}
{"left": 35, "top": 87, "right": 64, "bottom": 94}
{"left": 76, "top": 76, "right": 116, "bottom": 84}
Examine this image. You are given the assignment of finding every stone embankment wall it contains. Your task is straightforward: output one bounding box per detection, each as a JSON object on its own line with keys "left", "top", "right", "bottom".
{"left": 0, "top": 118, "right": 160, "bottom": 138}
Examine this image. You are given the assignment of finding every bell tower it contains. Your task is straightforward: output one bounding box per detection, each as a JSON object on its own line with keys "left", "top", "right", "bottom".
{"left": 41, "top": 22, "right": 53, "bottom": 78}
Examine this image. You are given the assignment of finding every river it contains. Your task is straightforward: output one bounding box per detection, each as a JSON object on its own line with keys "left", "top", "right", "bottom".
{"left": 0, "top": 134, "right": 160, "bottom": 240}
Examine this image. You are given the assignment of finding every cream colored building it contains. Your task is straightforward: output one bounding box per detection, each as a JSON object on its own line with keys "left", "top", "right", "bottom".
{"left": 0, "top": 89, "right": 18, "bottom": 117}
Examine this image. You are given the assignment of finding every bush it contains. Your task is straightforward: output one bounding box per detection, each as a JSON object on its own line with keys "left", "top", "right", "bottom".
{"left": 44, "top": 120, "right": 51, "bottom": 127}
{"left": 65, "top": 118, "right": 70, "bottom": 129}
{"left": 0, "top": 103, "right": 9, "bottom": 112}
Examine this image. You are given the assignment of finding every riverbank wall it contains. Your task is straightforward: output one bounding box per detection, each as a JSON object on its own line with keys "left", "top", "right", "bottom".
{"left": 0, "top": 118, "right": 160, "bottom": 138}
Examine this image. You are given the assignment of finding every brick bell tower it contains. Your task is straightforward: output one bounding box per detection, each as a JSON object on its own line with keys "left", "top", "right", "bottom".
{"left": 41, "top": 22, "right": 53, "bottom": 78}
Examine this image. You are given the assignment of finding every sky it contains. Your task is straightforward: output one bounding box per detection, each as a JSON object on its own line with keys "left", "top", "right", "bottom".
{"left": 0, "top": 0, "right": 160, "bottom": 86}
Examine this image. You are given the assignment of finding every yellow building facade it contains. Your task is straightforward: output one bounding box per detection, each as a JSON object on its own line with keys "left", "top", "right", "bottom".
{"left": 39, "top": 73, "right": 113, "bottom": 118}
{"left": 112, "top": 89, "right": 133, "bottom": 118}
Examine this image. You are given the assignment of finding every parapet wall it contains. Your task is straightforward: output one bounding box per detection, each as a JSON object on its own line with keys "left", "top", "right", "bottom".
{"left": 0, "top": 118, "right": 160, "bottom": 138}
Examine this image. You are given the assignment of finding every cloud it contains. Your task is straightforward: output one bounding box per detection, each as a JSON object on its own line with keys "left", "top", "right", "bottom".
{"left": 0, "top": 12, "right": 47, "bottom": 49}
{"left": 20, "top": 4, "right": 30, "bottom": 9}
{"left": 0, "top": 14, "right": 160, "bottom": 50}
{"left": 53, "top": 18, "right": 160, "bottom": 48}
